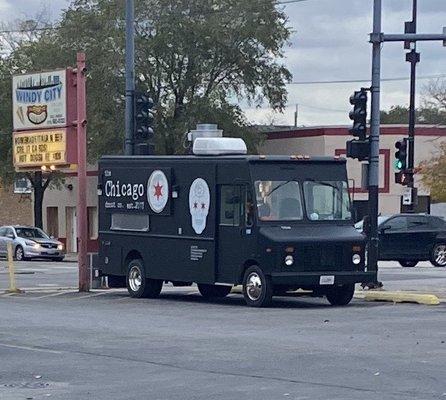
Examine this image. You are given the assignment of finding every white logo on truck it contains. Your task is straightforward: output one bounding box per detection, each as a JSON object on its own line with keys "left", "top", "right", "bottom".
{"left": 147, "top": 170, "right": 169, "bottom": 213}
{"left": 189, "top": 178, "right": 210, "bottom": 234}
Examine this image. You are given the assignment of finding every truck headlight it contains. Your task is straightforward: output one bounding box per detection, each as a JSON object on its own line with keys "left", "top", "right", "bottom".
{"left": 352, "top": 254, "right": 361, "bottom": 265}
{"left": 285, "top": 255, "right": 294, "bottom": 266}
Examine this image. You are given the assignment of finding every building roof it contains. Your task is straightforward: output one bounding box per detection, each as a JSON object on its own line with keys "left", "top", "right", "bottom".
{"left": 265, "top": 124, "right": 446, "bottom": 139}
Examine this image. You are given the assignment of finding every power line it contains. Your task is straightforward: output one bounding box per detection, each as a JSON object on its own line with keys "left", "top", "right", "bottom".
{"left": 289, "top": 74, "right": 446, "bottom": 85}
{"left": 0, "top": 27, "right": 54, "bottom": 34}
{"left": 298, "top": 103, "right": 348, "bottom": 113}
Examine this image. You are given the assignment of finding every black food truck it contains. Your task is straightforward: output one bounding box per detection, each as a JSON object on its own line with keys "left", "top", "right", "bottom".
{"left": 97, "top": 132, "right": 376, "bottom": 307}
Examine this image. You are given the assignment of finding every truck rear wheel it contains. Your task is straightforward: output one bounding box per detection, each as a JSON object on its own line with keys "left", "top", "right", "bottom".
{"left": 126, "top": 259, "right": 162, "bottom": 298}
{"left": 197, "top": 284, "right": 232, "bottom": 298}
{"left": 326, "top": 284, "right": 355, "bottom": 306}
{"left": 242, "top": 266, "right": 273, "bottom": 307}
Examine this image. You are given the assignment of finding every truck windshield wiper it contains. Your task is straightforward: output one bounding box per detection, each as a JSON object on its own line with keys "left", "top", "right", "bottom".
{"left": 264, "top": 180, "right": 293, "bottom": 197}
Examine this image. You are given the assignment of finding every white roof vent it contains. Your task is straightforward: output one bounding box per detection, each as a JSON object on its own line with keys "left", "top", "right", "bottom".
{"left": 187, "top": 124, "right": 223, "bottom": 143}
{"left": 193, "top": 137, "right": 247, "bottom": 156}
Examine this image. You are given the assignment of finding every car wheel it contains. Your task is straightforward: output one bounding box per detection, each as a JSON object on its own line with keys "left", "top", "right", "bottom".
{"left": 399, "top": 260, "right": 418, "bottom": 268}
{"left": 242, "top": 265, "right": 273, "bottom": 307}
{"left": 14, "top": 245, "right": 26, "bottom": 261}
{"left": 431, "top": 244, "right": 446, "bottom": 267}
{"left": 197, "top": 284, "right": 232, "bottom": 298}
{"left": 326, "top": 284, "right": 355, "bottom": 306}
{"left": 126, "top": 259, "right": 162, "bottom": 298}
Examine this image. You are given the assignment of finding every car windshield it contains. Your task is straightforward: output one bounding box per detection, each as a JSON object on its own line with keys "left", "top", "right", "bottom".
{"left": 303, "top": 180, "right": 352, "bottom": 221}
{"left": 15, "top": 227, "right": 49, "bottom": 239}
{"left": 255, "top": 180, "right": 303, "bottom": 221}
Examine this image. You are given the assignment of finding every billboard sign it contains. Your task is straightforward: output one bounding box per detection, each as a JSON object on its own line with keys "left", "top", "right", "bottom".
{"left": 12, "top": 69, "right": 73, "bottom": 131}
{"left": 13, "top": 128, "right": 77, "bottom": 169}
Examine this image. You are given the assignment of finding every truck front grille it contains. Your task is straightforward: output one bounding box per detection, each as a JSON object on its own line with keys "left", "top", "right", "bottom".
{"left": 300, "top": 244, "right": 347, "bottom": 271}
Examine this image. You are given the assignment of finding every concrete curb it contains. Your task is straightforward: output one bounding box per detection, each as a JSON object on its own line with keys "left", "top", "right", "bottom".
{"left": 357, "top": 291, "right": 440, "bottom": 305}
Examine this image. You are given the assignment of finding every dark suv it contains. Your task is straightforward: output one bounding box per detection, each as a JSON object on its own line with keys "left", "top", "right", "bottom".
{"left": 356, "top": 214, "right": 446, "bottom": 268}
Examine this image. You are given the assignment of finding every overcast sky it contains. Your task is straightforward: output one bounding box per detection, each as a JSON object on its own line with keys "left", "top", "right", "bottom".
{"left": 1, "top": 0, "right": 445, "bottom": 126}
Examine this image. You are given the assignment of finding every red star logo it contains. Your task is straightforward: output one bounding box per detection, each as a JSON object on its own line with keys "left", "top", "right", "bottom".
{"left": 153, "top": 182, "right": 163, "bottom": 200}
{"left": 194, "top": 202, "right": 198, "bottom": 209}
{"left": 201, "top": 203, "right": 206, "bottom": 209}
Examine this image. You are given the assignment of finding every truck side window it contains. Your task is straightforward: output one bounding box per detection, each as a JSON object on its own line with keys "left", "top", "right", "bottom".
{"left": 220, "top": 186, "right": 242, "bottom": 226}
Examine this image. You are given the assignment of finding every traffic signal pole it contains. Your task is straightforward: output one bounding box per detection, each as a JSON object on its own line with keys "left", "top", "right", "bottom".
{"left": 406, "top": 0, "right": 419, "bottom": 211}
{"left": 366, "top": 0, "right": 445, "bottom": 284}
{"left": 124, "top": 0, "right": 135, "bottom": 156}
{"left": 367, "top": 0, "right": 382, "bottom": 282}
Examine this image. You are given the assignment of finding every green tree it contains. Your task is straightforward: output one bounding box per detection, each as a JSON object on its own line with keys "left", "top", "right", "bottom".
{"left": 0, "top": 0, "right": 291, "bottom": 226}
{"left": 420, "top": 142, "right": 446, "bottom": 202}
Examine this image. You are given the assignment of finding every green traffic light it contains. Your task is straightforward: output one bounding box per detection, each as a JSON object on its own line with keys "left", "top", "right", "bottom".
{"left": 394, "top": 159, "right": 403, "bottom": 170}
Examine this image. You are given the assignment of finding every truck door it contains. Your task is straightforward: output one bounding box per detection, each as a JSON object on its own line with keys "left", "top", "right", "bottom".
{"left": 217, "top": 185, "right": 255, "bottom": 283}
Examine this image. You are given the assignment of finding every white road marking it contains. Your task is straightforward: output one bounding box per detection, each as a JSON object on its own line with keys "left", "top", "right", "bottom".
{"left": 70, "top": 291, "right": 112, "bottom": 300}
{"left": 35, "top": 290, "right": 79, "bottom": 299}
{"left": 0, "top": 342, "right": 62, "bottom": 354}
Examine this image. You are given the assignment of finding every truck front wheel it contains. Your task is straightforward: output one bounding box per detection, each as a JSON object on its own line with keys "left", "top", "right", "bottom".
{"left": 126, "top": 259, "right": 162, "bottom": 298}
{"left": 242, "top": 266, "right": 273, "bottom": 307}
{"left": 326, "top": 284, "right": 355, "bottom": 306}
{"left": 197, "top": 284, "right": 232, "bottom": 298}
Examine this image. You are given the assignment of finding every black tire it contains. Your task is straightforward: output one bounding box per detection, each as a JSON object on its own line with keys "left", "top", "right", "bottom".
{"left": 52, "top": 257, "right": 65, "bottom": 262}
{"left": 14, "top": 245, "right": 26, "bottom": 261}
{"left": 326, "top": 284, "right": 355, "bottom": 306}
{"left": 399, "top": 260, "right": 418, "bottom": 268}
{"left": 126, "top": 259, "right": 163, "bottom": 298}
{"left": 242, "top": 265, "right": 273, "bottom": 307}
{"left": 197, "top": 284, "right": 232, "bottom": 298}
{"left": 431, "top": 243, "right": 446, "bottom": 267}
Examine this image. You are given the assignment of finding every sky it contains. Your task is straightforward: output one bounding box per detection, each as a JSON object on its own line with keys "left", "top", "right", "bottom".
{"left": 1, "top": 0, "right": 445, "bottom": 127}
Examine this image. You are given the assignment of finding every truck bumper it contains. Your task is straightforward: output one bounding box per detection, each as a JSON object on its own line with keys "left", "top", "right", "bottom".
{"left": 270, "top": 271, "right": 376, "bottom": 286}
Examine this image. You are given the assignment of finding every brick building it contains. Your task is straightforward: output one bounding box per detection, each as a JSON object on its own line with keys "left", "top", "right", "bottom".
{"left": 0, "top": 183, "right": 33, "bottom": 226}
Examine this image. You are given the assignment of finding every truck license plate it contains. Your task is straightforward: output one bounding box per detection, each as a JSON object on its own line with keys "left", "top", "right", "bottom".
{"left": 319, "top": 275, "right": 335, "bottom": 285}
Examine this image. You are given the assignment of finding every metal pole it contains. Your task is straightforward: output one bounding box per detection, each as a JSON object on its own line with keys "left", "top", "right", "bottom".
{"left": 368, "top": 0, "right": 382, "bottom": 282}
{"left": 77, "top": 52, "right": 90, "bottom": 292}
{"left": 124, "top": 0, "right": 135, "bottom": 156}
{"left": 407, "top": 0, "right": 418, "bottom": 209}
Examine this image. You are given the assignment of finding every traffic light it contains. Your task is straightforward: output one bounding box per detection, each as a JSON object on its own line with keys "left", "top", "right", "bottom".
{"left": 349, "top": 89, "right": 368, "bottom": 140}
{"left": 394, "top": 138, "right": 408, "bottom": 171}
{"left": 134, "top": 92, "right": 154, "bottom": 141}
{"left": 346, "top": 88, "right": 369, "bottom": 161}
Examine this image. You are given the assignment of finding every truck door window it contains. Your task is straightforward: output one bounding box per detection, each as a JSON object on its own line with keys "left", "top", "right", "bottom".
{"left": 255, "top": 181, "right": 303, "bottom": 221}
{"left": 220, "top": 186, "right": 242, "bottom": 226}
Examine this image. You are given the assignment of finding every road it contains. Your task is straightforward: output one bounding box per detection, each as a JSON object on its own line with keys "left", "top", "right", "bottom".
{"left": 0, "top": 259, "right": 445, "bottom": 400}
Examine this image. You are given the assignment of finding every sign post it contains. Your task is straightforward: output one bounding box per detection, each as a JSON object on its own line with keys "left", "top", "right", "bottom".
{"left": 12, "top": 55, "right": 89, "bottom": 292}
{"left": 76, "top": 53, "right": 89, "bottom": 292}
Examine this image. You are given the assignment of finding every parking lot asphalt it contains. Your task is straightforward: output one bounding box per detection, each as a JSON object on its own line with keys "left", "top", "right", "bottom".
{"left": 0, "top": 260, "right": 445, "bottom": 400}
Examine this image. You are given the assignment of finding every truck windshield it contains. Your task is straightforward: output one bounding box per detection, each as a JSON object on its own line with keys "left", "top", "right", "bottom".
{"left": 303, "top": 180, "right": 351, "bottom": 221}
{"left": 255, "top": 181, "right": 303, "bottom": 221}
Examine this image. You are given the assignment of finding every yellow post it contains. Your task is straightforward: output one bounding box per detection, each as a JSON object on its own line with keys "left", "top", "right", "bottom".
{"left": 6, "top": 242, "right": 22, "bottom": 294}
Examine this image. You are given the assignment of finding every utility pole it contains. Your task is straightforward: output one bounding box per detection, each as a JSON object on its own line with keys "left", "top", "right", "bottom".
{"left": 124, "top": 0, "right": 135, "bottom": 156}
{"left": 76, "top": 52, "right": 89, "bottom": 292}
{"left": 367, "top": 0, "right": 446, "bottom": 285}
